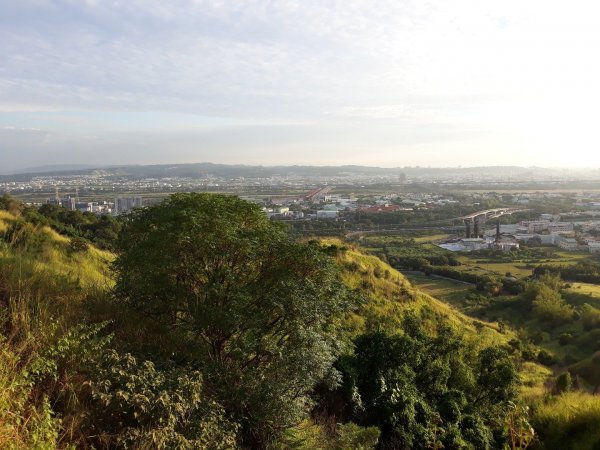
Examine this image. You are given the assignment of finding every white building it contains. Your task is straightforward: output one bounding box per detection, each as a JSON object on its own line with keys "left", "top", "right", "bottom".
{"left": 557, "top": 237, "right": 579, "bottom": 251}
{"left": 547, "top": 222, "right": 574, "bottom": 233}
{"left": 495, "top": 238, "right": 520, "bottom": 251}
{"left": 538, "top": 234, "right": 560, "bottom": 245}
{"left": 588, "top": 242, "right": 600, "bottom": 254}
{"left": 519, "top": 220, "right": 550, "bottom": 233}
{"left": 461, "top": 238, "right": 489, "bottom": 251}
{"left": 439, "top": 238, "right": 490, "bottom": 252}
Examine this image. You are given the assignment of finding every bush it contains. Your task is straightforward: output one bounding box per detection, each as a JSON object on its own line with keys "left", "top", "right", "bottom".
{"left": 532, "top": 285, "right": 573, "bottom": 325}
{"left": 554, "top": 372, "right": 573, "bottom": 394}
{"left": 581, "top": 304, "right": 600, "bottom": 330}
{"left": 530, "top": 331, "right": 544, "bottom": 345}
{"left": 87, "top": 350, "right": 239, "bottom": 449}
{"left": 373, "top": 265, "right": 382, "bottom": 278}
{"left": 69, "top": 236, "right": 89, "bottom": 253}
{"left": 508, "top": 338, "right": 522, "bottom": 352}
{"left": 333, "top": 317, "right": 518, "bottom": 449}
{"left": 559, "top": 333, "right": 573, "bottom": 346}
{"left": 521, "top": 347, "right": 537, "bottom": 361}
{"left": 538, "top": 350, "right": 557, "bottom": 366}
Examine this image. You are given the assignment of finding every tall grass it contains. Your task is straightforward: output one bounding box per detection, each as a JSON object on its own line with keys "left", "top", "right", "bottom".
{"left": 0, "top": 211, "right": 112, "bottom": 449}
{"left": 531, "top": 392, "right": 600, "bottom": 450}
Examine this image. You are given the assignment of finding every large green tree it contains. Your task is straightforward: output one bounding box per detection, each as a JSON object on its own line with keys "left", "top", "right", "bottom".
{"left": 333, "top": 315, "right": 517, "bottom": 449}
{"left": 113, "top": 193, "right": 354, "bottom": 447}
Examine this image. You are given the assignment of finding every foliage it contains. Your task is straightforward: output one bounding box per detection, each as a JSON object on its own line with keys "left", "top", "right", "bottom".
{"left": 531, "top": 285, "right": 573, "bottom": 325}
{"left": 0, "top": 194, "right": 22, "bottom": 215}
{"left": 504, "top": 402, "right": 535, "bottom": 450}
{"left": 580, "top": 303, "right": 600, "bottom": 330}
{"left": 533, "top": 261, "right": 600, "bottom": 285}
{"left": 113, "top": 193, "right": 355, "bottom": 446}
{"left": 281, "top": 420, "right": 380, "bottom": 450}
{"left": 553, "top": 372, "right": 573, "bottom": 394}
{"left": 25, "top": 203, "right": 122, "bottom": 250}
{"left": 68, "top": 236, "right": 89, "bottom": 253}
{"left": 536, "top": 350, "right": 556, "bottom": 367}
{"left": 558, "top": 332, "right": 573, "bottom": 346}
{"left": 332, "top": 315, "right": 518, "bottom": 449}
{"left": 87, "top": 350, "right": 239, "bottom": 449}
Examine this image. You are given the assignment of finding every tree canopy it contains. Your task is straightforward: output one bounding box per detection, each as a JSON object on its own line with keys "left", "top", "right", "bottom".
{"left": 113, "top": 193, "right": 354, "bottom": 447}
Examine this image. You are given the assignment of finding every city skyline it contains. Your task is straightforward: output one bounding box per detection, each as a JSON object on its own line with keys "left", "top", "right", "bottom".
{"left": 2, "top": 1, "right": 600, "bottom": 171}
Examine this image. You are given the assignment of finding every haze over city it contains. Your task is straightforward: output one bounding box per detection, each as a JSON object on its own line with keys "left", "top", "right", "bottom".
{"left": 2, "top": 0, "right": 600, "bottom": 172}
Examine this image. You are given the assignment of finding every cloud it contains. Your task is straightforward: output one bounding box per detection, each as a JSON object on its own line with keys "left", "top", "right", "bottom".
{"left": 0, "top": 1, "right": 426, "bottom": 115}
{"left": 2, "top": 0, "right": 600, "bottom": 168}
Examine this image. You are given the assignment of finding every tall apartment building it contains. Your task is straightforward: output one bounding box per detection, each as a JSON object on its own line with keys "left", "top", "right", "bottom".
{"left": 114, "top": 196, "right": 143, "bottom": 215}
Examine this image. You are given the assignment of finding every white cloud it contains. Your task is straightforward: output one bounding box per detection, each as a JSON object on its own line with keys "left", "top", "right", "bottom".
{"left": 1, "top": 0, "right": 600, "bottom": 168}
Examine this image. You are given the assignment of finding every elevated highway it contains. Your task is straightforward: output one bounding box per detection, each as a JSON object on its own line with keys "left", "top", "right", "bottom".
{"left": 455, "top": 208, "right": 529, "bottom": 238}
{"left": 345, "top": 208, "right": 530, "bottom": 239}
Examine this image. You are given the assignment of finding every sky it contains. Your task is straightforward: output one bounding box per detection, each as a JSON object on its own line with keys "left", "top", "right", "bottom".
{"left": 2, "top": 0, "right": 600, "bottom": 172}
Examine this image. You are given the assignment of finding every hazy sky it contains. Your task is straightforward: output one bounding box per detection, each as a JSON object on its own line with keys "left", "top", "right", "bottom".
{"left": 2, "top": 0, "right": 600, "bottom": 172}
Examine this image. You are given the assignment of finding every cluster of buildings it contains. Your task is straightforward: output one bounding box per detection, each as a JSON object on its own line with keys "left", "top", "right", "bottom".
{"left": 261, "top": 189, "right": 459, "bottom": 221}
{"left": 46, "top": 195, "right": 143, "bottom": 216}
{"left": 439, "top": 235, "right": 520, "bottom": 253}
{"left": 440, "top": 214, "right": 600, "bottom": 253}
{"left": 262, "top": 188, "right": 359, "bottom": 220}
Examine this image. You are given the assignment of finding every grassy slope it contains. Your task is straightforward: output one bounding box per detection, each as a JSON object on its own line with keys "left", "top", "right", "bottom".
{"left": 321, "top": 240, "right": 512, "bottom": 350}
{"left": 0, "top": 210, "right": 112, "bottom": 449}
{"left": 530, "top": 392, "right": 600, "bottom": 450}
{"left": 0, "top": 210, "right": 112, "bottom": 288}
{"left": 3, "top": 216, "right": 596, "bottom": 449}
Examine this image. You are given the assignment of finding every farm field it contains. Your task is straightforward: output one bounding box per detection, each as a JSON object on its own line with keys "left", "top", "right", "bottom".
{"left": 454, "top": 249, "right": 592, "bottom": 279}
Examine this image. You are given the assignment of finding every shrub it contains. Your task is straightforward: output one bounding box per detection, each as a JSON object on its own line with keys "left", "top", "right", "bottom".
{"left": 68, "top": 236, "right": 89, "bottom": 253}
{"left": 559, "top": 333, "right": 573, "bottom": 346}
{"left": 333, "top": 317, "right": 517, "bottom": 449}
{"left": 581, "top": 304, "right": 600, "bottom": 330}
{"left": 532, "top": 285, "right": 573, "bottom": 325}
{"left": 554, "top": 372, "right": 573, "bottom": 394}
{"left": 87, "top": 350, "right": 239, "bottom": 449}
{"left": 538, "top": 350, "right": 557, "bottom": 366}
{"left": 373, "top": 265, "right": 382, "bottom": 278}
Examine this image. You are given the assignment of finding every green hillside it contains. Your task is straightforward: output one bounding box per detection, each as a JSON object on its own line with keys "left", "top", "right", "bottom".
{"left": 323, "top": 239, "right": 511, "bottom": 346}
{"left": 0, "top": 196, "right": 599, "bottom": 449}
{"left": 0, "top": 209, "right": 113, "bottom": 448}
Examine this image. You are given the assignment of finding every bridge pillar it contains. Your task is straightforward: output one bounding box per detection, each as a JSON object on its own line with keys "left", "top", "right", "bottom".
{"left": 464, "top": 220, "right": 471, "bottom": 238}
{"left": 473, "top": 220, "right": 479, "bottom": 238}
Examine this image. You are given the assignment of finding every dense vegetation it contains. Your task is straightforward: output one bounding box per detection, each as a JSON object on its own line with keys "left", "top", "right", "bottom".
{"left": 533, "top": 261, "right": 600, "bottom": 285}
{"left": 1, "top": 193, "right": 599, "bottom": 448}
{"left": 0, "top": 195, "right": 122, "bottom": 250}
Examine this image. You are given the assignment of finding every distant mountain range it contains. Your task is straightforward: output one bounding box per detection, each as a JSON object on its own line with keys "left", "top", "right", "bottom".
{"left": 1, "top": 162, "right": 599, "bottom": 182}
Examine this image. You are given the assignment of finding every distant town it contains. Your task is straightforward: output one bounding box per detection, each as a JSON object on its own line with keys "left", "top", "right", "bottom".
{"left": 3, "top": 164, "right": 600, "bottom": 256}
